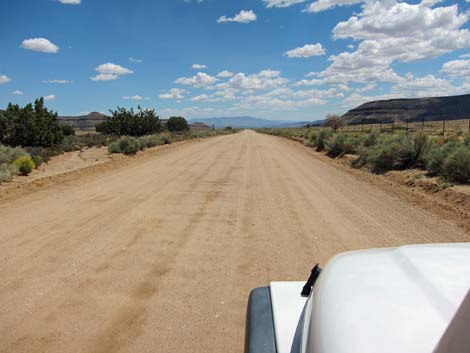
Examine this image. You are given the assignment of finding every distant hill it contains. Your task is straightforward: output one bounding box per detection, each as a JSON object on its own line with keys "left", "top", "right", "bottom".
{"left": 59, "top": 112, "right": 108, "bottom": 131}
{"left": 343, "top": 94, "right": 470, "bottom": 124}
{"left": 189, "top": 116, "right": 314, "bottom": 129}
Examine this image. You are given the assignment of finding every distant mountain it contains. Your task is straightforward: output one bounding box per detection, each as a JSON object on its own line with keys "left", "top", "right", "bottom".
{"left": 343, "top": 94, "right": 470, "bottom": 124}
{"left": 59, "top": 112, "right": 108, "bottom": 131}
{"left": 189, "top": 116, "right": 316, "bottom": 129}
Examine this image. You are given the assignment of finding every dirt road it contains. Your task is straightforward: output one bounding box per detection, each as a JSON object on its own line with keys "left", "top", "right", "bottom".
{"left": 0, "top": 130, "right": 468, "bottom": 353}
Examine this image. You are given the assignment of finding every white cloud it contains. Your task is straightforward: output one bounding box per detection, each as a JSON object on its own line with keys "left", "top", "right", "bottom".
{"left": 90, "top": 73, "right": 118, "bottom": 81}
{"left": 175, "top": 72, "right": 218, "bottom": 87}
{"left": 160, "top": 88, "right": 185, "bottom": 100}
{"left": 306, "top": 0, "right": 363, "bottom": 13}
{"left": 192, "top": 64, "right": 207, "bottom": 69}
{"left": 460, "top": 53, "right": 470, "bottom": 58}
{"left": 217, "top": 10, "right": 257, "bottom": 24}
{"left": 43, "top": 79, "right": 72, "bottom": 84}
{"left": 12, "top": 90, "right": 23, "bottom": 95}
{"left": 0, "top": 75, "right": 11, "bottom": 84}
{"left": 123, "top": 95, "right": 148, "bottom": 101}
{"left": 223, "top": 70, "right": 288, "bottom": 90}
{"left": 284, "top": 43, "right": 325, "bottom": 58}
{"left": 21, "top": 38, "right": 59, "bottom": 53}
{"left": 441, "top": 59, "right": 470, "bottom": 77}
{"left": 318, "top": 1, "right": 470, "bottom": 85}
{"left": 263, "top": 0, "right": 306, "bottom": 8}
{"left": 90, "top": 63, "right": 133, "bottom": 81}
{"left": 44, "top": 94, "right": 55, "bottom": 101}
{"left": 191, "top": 94, "right": 209, "bottom": 102}
{"left": 58, "top": 0, "right": 81, "bottom": 4}
{"left": 129, "top": 57, "right": 143, "bottom": 63}
{"left": 217, "top": 70, "right": 234, "bottom": 78}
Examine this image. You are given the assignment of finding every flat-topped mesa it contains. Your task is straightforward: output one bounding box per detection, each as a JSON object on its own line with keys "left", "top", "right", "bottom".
{"left": 342, "top": 93, "right": 470, "bottom": 124}
{"left": 58, "top": 112, "right": 108, "bottom": 131}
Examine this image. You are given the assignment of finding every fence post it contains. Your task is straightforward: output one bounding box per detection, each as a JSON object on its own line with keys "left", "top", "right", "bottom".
{"left": 442, "top": 118, "right": 446, "bottom": 138}
{"left": 421, "top": 117, "right": 425, "bottom": 132}
{"left": 406, "top": 119, "right": 409, "bottom": 135}
{"left": 392, "top": 120, "right": 395, "bottom": 134}
{"left": 379, "top": 121, "right": 382, "bottom": 134}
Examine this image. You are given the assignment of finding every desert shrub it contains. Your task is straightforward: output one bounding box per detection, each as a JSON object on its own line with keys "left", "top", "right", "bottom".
{"left": 167, "top": 116, "right": 190, "bottom": 132}
{"left": 358, "top": 130, "right": 380, "bottom": 148}
{"left": 313, "top": 129, "right": 333, "bottom": 151}
{"left": 0, "top": 164, "right": 19, "bottom": 183}
{"left": 425, "top": 142, "right": 459, "bottom": 176}
{"left": 365, "top": 134, "right": 415, "bottom": 172}
{"left": 0, "top": 145, "right": 29, "bottom": 164}
{"left": 160, "top": 132, "right": 173, "bottom": 144}
{"left": 13, "top": 156, "right": 35, "bottom": 176}
{"left": 464, "top": 134, "right": 470, "bottom": 147}
{"left": 325, "top": 133, "right": 357, "bottom": 158}
{"left": 441, "top": 146, "right": 470, "bottom": 183}
{"left": 411, "top": 132, "right": 432, "bottom": 168}
{"left": 0, "top": 98, "right": 63, "bottom": 147}
{"left": 108, "top": 137, "right": 140, "bottom": 155}
{"left": 139, "top": 135, "right": 165, "bottom": 149}
{"left": 61, "top": 124, "right": 76, "bottom": 136}
{"left": 96, "top": 107, "right": 161, "bottom": 136}
{"left": 31, "top": 155, "right": 43, "bottom": 168}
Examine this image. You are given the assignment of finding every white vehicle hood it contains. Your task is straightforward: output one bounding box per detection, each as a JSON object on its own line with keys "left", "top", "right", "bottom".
{"left": 307, "top": 243, "right": 470, "bottom": 353}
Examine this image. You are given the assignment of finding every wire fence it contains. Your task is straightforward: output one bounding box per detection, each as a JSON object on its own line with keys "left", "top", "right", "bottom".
{"left": 340, "top": 118, "right": 470, "bottom": 137}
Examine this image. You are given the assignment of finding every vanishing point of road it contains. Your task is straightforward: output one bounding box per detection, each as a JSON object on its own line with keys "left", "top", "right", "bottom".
{"left": 0, "top": 130, "right": 468, "bottom": 353}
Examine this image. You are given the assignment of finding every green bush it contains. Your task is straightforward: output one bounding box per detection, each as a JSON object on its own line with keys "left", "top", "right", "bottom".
{"left": 313, "top": 129, "right": 333, "bottom": 152}
{"left": 13, "top": 156, "right": 35, "bottom": 176}
{"left": 31, "top": 155, "right": 43, "bottom": 168}
{"left": 108, "top": 137, "right": 140, "bottom": 155}
{"left": 0, "top": 98, "right": 63, "bottom": 147}
{"left": 365, "top": 134, "right": 414, "bottom": 172}
{"left": 96, "top": 107, "right": 161, "bottom": 137}
{"left": 139, "top": 135, "right": 165, "bottom": 149}
{"left": 167, "top": 116, "right": 190, "bottom": 132}
{"left": 425, "top": 142, "right": 459, "bottom": 176}
{"left": 442, "top": 146, "right": 470, "bottom": 183}
{"left": 325, "top": 133, "right": 357, "bottom": 158}
{"left": 61, "top": 124, "right": 76, "bottom": 136}
{"left": 160, "top": 132, "right": 173, "bottom": 144}
{"left": 0, "top": 163, "right": 19, "bottom": 183}
{"left": 0, "top": 145, "right": 29, "bottom": 164}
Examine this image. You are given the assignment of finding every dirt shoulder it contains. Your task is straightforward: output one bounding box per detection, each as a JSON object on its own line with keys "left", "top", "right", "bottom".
{"left": 281, "top": 136, "right": 470, "bottom": 233}
{"left": 0, "top": 138, "right": 205, "bottom": 203}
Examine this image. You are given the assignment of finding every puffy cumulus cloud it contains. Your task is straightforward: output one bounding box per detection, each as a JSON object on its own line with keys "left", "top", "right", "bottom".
{"left": 319, "top": 1, "right": 470, "bottom": 85}
{"left": 390, "top": 73, "right": 467, "bottom": 97}
{"left": 91, "top": 74, "right": 118, "bottom": 81}
{"left": 0, "top": 75, "right": 11, "bottom": 84}
{"left": 21, "top": 38, "right": 59, "bottom": 53}
{"left": 95, "top": 63, "right": 133, "bottom": 75}
{"left": 294, "top": 78, "right": 324, "bottom": 86}
{"left": 44, "top": 94, "right": 56, "bottom": 101}
{"left": 90, "top": 63, "right": 133, "bottom": 81}
{"left": 306, "top": 0, "right": 363, "bottom": 13}
{"left": 175, "top": 72, "right": 218, "bottom": 87}
{"left": 12, "top": 90, "right": 24, "bottom": 95}
{"left": 191, "top": 94, "right": 210, "bottom": 102}
{"left": 159, "top": 88, "right": 186, "bottom": 100}
{"left": 223, "top": 70, "right": 288, "bottom": 90}
{"left": 284, "top": 43, "right": 326, "bottom": 58}
{"left": 59, "top": 0, "right": 80, "bottom": 4}
{"left": 217, "top": 70, "right": 234, "bottom": 78}
{"left": 217, "top": 10, "right": 257, "bottom": 24}
{"left": 263, "top": 0, "right": 306, "bottom": 8}
{"left": 192, "top": 64, "right": 207, "bottom": 69}
{"left": 441, "top": 59, "right": 470, "bottom": 77}
{"left": 123, "top": 95, "right": 149, "bottom": 101}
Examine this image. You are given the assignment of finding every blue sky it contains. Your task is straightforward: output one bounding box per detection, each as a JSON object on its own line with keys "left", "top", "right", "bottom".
{"left": 1, "top": 0, "right": 470, "bottom": 121}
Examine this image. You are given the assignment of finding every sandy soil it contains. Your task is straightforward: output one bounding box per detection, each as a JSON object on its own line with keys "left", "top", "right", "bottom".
{"left": 0, "top": 130, "right": 468, "bottom": 353}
